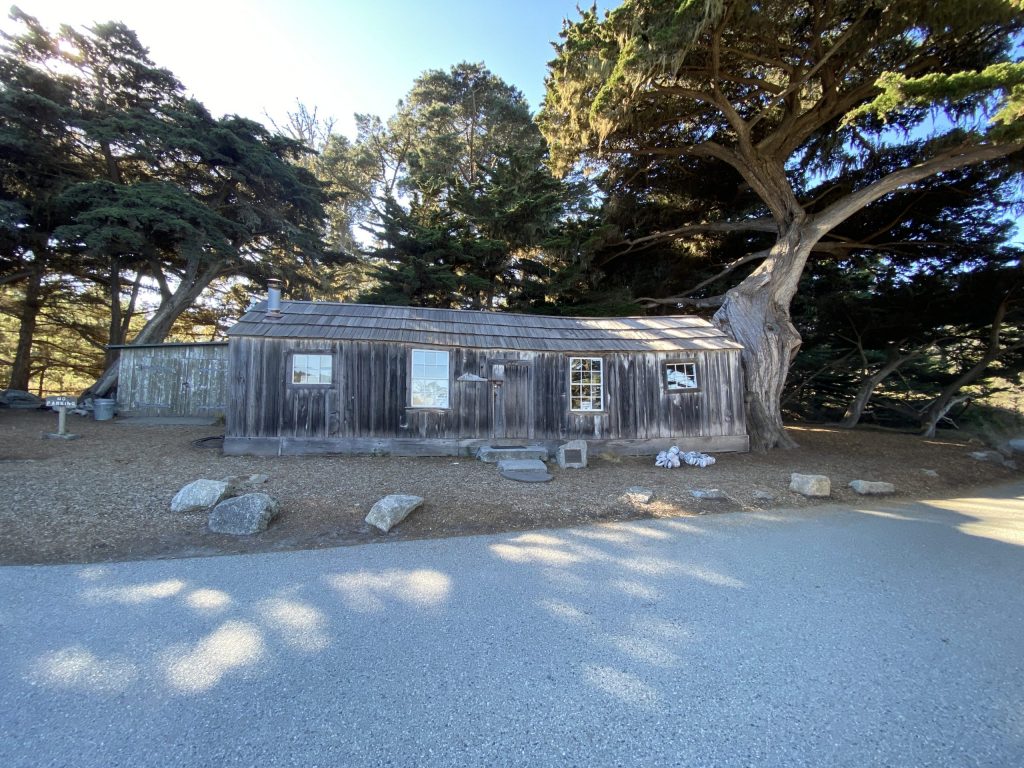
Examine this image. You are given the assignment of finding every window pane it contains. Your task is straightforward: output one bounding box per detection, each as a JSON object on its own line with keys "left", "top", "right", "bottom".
{"left": 292, "top": 353, "right": 332, "bottom": 385}
{"left": 410, "top": 349, "right": 450, "bottom": 408}
{"left": 569, "top": 357, "right": 603, "bottom": 411}
{"left": 412, "top": 380, "right": 449, "bottom": 408}
{"left": 666, "top": 362, "right": 698, "bottom": 389}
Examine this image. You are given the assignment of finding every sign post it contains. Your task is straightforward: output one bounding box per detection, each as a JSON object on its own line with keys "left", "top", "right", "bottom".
{"left": 44, "top": 396, "right": 80, "bottom": 440}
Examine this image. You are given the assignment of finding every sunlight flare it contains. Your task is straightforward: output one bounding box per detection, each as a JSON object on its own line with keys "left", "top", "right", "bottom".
{"left": 82, "top": 579, "right": 186, "bottom": 605}
{"left": 257, "top": 598, "right": 330, "bottom": 652}
{"left": 163, "top": 620, "right": 265, "bottom": 693}
{"left": 327, "top": 569, "right": 452, "bottom": 613}
{"left": 30, "top": 647, "right": 138, "bottom": 693}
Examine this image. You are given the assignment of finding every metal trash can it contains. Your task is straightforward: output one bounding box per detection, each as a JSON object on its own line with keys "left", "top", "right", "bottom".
{"left": 93, "top": 398, "right": 116, "bottom": 421}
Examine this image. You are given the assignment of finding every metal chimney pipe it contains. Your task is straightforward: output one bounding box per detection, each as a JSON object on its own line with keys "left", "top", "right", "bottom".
{"left": 266, "top": 278, "right": 283, "bottom": 319}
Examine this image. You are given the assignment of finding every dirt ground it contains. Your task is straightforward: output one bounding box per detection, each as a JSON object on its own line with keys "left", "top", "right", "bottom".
{"left": 1, "top": 408, "right": 1018, "bottom": 565}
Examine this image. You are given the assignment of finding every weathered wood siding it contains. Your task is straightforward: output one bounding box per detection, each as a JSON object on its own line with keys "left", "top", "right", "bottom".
{"left": 225, "top": 338, "right": 746, "bottom": 453}
{"left": 117, "top": 343, "right": 229, "bottom": 418}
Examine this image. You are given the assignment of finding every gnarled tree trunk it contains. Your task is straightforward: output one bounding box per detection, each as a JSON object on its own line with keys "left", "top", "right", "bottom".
{"left": 714, "top": 223, "right": 813, "bottom": 451}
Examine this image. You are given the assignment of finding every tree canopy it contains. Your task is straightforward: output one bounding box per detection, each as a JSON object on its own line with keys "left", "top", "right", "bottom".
{"left": 0, "top": 8, "right": 336, "bottom": 394}
{"left": 328, "top": 62, "right": 593, "bottom": 311}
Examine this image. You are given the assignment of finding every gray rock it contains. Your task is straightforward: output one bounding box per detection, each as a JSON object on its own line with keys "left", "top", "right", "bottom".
{"left": 969, "top": 451, "right": 999, "bottom": 462}
{"left": 208, "top": 493, "right": 279, "bottom": 535}
{"left": 556, "top": 439, "right": 588, "bottom": 469}
{"left": 171, "top": 479, "right": 232, "bottom": 513}
{"left": 789, "top": 473, "right": 831, "bottom": 498}
{"left": 752, "top": 489, "right": 776, "bottom": 502}
{"left": 0, "top": 389, "right": 44, "bottom": 409}
{"left": 1008, "top": 438, "right": 1024, "bottom": 455}
{"left": 921, "top": 469, "right": 939, "bottom": 478}
{"left": 690, "top": 488, "right": 727, "bottom": 500}
{"left": 623, "top": 487, "right": 655, "bottom": 504}
{"left": 476, "top": 445, "right": 548, "bottom": 463}
{"left": 496, "top": 459, "right": 548, "bottom": 473}
{"left": 849, "top": 480, "right": 896, "bottom": 496}
{"left": 968, "top": 450, "right": 1015, "bottom": 468}
{"left": 365, "top": 494, "right": 424, "bottom": 533}
{"left": 245, "top": 473, "right": 270, "bottom": 485}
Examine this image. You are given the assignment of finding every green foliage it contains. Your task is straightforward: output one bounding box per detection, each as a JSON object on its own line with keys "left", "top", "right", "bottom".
{"left": 360, "top": 199, "right": 465, "bottom": 307}
{"left": 332, "top": 62, "right": 598, "bottom": 311}
{"left": 845, "top": 63, "right": 1024, "bottom": 135}
{"left": 540, "top": 0, "right": 1024, "bottom": 175}
{"left": 395, "top": 62, "right": 540, "bottom": 195}
{"left": 0, "top": 278, "right": 115, "bottom": 394}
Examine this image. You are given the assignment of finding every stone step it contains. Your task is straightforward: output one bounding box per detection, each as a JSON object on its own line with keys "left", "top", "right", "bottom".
{"left": 496, "top": 458, "right": 549, "bottom": 473}
{"left": 496, "top": 458, "right": 553, "bottom": 482}
{"left": 476, "top": 445, "right": 549, "bottom": 463}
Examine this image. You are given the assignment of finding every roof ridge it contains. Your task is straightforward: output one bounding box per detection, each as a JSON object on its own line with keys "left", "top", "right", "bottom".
{"left": 267, "top": 299, "right": 703, "bottom": 324}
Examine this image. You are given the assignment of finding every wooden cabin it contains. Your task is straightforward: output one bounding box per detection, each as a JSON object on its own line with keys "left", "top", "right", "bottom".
{"left": 115, "top": 342, "right": 229, "bottom": 419}
{"left": 223, "top": 301, "right": 749, "bottom": 456}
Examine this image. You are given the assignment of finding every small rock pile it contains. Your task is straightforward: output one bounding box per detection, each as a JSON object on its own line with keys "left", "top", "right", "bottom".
{"left": 170, "top": 474, "right": 278, "bottom": 535}
{"left": 655, "top": 446, "right": 716, "bottom": 468}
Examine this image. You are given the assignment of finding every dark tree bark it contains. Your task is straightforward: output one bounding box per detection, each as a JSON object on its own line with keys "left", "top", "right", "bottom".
{"left": 7, "top": 264, "right": 44, "bottom": 391}
{"left": 103, "top": 266, "right": 144, "bottom": 371}
{"left": 708, "top": 142, "right": 1023, "bottom": 450}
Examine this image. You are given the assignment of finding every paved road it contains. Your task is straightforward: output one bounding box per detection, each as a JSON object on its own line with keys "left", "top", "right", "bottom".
{"left": 2, "top": 485, "right": 1023, "bottom": 767}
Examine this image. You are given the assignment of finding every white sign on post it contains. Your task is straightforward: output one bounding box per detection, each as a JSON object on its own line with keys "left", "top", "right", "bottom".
{"left": 44, "top": 396, "right": 80, "bottom": 440}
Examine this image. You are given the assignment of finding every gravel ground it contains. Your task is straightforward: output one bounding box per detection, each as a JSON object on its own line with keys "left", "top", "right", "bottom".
{"left": 1, "top": 408, "right": 1017, "bottom": 565}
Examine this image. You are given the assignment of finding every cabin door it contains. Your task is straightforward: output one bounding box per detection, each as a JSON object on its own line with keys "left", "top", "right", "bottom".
{"left": 490, "top": 359, "right": 533, "bottom": 441}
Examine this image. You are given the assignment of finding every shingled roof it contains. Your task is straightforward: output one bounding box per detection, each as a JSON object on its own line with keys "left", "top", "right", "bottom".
{"left": 228, "top": 301, "right": 743, "bottom": 353}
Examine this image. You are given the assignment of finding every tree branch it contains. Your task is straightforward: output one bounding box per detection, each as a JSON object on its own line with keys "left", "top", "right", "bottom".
{"left": 748, "top": 6, "right": 872, "bottom": 131}
{"left": 600, "top": 219, "right": 775, "bottom": 263}
{"left": 677, "top": 248, "right": 771, "bottom": 297}
{"left": 811, "top": 141, "right": 1024, "bottom": 238}
{"left": 636, "top": 293, "right": 726, "bottom": 309}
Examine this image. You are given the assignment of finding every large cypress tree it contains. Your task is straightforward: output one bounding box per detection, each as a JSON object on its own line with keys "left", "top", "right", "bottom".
{"left": 539, "top": 0, "right": 1024, "bottom": 449}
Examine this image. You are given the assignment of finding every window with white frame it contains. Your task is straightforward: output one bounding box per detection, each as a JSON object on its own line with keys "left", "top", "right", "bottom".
{"left": 291, "top": 353, "right": 332, "bottom": 385}
{"left": 665, "top": 361, "right": 698, "bottom": 390}
{"left": 411, "top": 349, "right": 450, "bottom": 408}
{"left": 569, "top": 357, "right": 603, "bottom": 411}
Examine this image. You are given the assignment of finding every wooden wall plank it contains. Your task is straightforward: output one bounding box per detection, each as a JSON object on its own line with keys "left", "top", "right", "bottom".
{"left": 118, "top": 344, "right": 228, "bottom": 419}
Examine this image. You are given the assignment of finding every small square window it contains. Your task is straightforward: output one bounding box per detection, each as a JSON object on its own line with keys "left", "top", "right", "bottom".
{"left": 666, "top": 361, "right": 698, "bottom": 390}
{"left": 292, "top": 353, "right": 332, "bottom": 385}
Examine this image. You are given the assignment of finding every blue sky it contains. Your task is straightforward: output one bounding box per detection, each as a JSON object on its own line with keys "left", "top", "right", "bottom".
{"left": 4, "top": 0, "right": 618, "bottom": 136}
